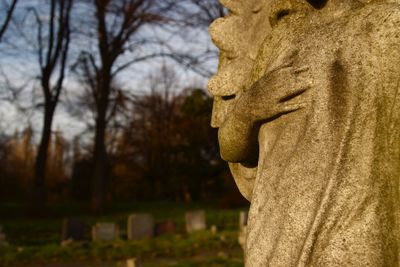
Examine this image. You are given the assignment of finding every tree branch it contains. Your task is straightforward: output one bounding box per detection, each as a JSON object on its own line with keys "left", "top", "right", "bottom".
{"left": 0, "top": 0, "right": 18, "bottom": 42}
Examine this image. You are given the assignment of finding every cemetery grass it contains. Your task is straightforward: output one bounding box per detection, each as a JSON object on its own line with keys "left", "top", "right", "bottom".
{"left": 0, "top": 202, "right": 246, "bottom": 267}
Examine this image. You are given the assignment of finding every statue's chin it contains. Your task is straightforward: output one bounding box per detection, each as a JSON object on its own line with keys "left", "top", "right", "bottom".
{"left": 228, "top": 162, "right": 257, "bottom": 201}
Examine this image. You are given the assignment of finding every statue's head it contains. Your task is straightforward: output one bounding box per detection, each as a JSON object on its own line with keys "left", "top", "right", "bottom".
{"left": 208, "top": 0, "right": 316, "bottom": 128}
{"left": 208, "top": 0, "right": 273, "bottom": 128}
{"left": 208, "top": 0, "right": 355, "bottom": 129}
{"left": 207, "top": 0, "right": 339, "bottom": 200}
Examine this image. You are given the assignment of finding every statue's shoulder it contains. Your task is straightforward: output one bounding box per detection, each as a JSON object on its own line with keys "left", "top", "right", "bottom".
{"left": 355, "top": 2, "right": 400, "bottom": 39}
{"left": 334, "top": 2, "right": 400, "bottom": 56}
{"left": 305, "top": 3, "right": 400, "bottom": 45}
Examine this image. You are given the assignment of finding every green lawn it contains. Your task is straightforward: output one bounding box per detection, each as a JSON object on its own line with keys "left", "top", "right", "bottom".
{"left": 0, "top": 202, "right": 247, "bottom": 267}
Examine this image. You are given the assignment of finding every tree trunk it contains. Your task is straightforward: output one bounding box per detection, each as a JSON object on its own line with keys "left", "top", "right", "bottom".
{"left": 91, "top": 116, "right": 109, "bottom": 212}
{"left": 32, "top": 103, "right": 55, "bottom": 216}
{"left": 91, "top": 78, "right": 111, "bottom": 213}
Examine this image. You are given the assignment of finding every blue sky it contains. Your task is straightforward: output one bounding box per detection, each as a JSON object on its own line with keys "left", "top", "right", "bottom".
{"left": 0, "top": 0, "right": 218, "bottom": 142}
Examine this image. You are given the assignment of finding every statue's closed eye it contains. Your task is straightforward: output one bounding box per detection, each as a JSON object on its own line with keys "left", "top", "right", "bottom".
{"left": 269, "top": 9, "right": 291, "bottom": 27}
{"left": 306, "top": 0, "right": 328, "bottom": 9}
{"left": 276, "top": 10, "right": 290, "bottom": 21}
{"left": 221, "top": 94, "right": 236, "bottom": 101}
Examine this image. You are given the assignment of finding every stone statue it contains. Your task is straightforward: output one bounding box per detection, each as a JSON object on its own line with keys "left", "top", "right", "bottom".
{"left": 209, "top": 0, "right": 400, "bottom": 266}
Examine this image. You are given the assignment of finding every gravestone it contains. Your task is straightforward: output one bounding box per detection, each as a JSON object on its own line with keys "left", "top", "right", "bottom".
{"left": 154, "top": 219, "right": 175, "bottom": 236}
{"left": 126, "top": 258, "right": 142, "bottom": 267}
{"left": 185, "top": 210, "right": 206, "bottom": 233}
{"left": 92, "top": 222, "right": 119, "bottom": 241}
{"left": 62, "top": 218, "right": 86, "bottom": 242}
{"left": 238, "top": 226, "right": 246, "bottom": 249}
{"left": 238, "top": 211, "right": 248, "bottom": 249}
{"left": 239, "top": 211, "right": 248, "bottom": 230}
{"left": 127, "top": 214, "right": 154, "bottom": 240}
{"left": 0, "top": 225, "right": 8, "bottom": 246}
{"left": 210, "top": 225, "right": 218, "bottom": 235}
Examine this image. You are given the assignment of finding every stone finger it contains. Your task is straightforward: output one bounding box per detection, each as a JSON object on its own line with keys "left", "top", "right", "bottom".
{"left": 279, "top": 102, "right": 308, "bottom": 114}
{"left": 279, "top": 85, "right": 311, "bottom": 103}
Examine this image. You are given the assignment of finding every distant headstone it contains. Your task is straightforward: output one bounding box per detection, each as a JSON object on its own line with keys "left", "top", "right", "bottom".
{"left": 154, "top": 219, "right": 175, "bottom": 236}
{"left": 239, "top": 211, "right": 248, "bottom": 230}
{"left": 211, "top": 225, "right": 218, "bottom": 234}
{"left": 0, "top": 225, "right": 8, "bottom": 246}
{"left": 126, "top": 258, "right": 142, "bottom": 267}
{"left": 238, "top": 226, "right": 247, "bottom": 249}
{"left": 92, "top": 223, "right": 119, "bottom": 241}
{"left": 0, "top": 233, "right": 7, "bottom": 245}
{"left": 185, "top": 210, "right": 206, "bottom": 233}
{"left": 238, "top": 211, "right": 248, "bottom": 249}
{"left": 127, "top": 214, "right": 154, "bottom": 240}
{"left": 62, "top": 218, "right": 86, "bottom": 242}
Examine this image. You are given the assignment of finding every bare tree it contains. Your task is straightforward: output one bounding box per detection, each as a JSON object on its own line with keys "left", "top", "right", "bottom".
{"left": 32, "top": 0, "right": 73, "bottom": 213}
{"left": 114, "top": 65, "right": 224, "bottom": 202}
{"left": 112, "top": 65, "right": 183, "bottom": 200}
{"left": 69, "top": 0, "right": 224, "bottom": 211}
{"left": 0, "top": 0, "right": 18, "bottom": 42}
{"left": 182, "top": 0, "right": 225, "bottom": 27}
{"left": 72, "top": 0, "right": 175, "bottom": 212}
{"left": 159, "top": 0, "right": 225, "bottom": 78}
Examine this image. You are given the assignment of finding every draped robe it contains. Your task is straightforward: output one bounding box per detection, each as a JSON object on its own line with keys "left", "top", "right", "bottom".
{"left": 244, "top": 3, "right": 400, "bottom": 266}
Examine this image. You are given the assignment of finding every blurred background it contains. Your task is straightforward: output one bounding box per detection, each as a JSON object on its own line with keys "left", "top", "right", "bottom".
{"left": 0, "top": 0, "right": 249, "bottom": 266}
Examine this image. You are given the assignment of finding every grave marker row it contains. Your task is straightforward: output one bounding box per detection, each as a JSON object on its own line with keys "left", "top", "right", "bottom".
{"left": 61, "top": 209, "right": 220, "bottom": 244}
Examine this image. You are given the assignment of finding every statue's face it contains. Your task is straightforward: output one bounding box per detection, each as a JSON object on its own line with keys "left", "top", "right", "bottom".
{"left": 208, "top": 0, "right": 274, "bottom": 200}
{"left": 208, "top": 0, "right": 312, "bottom": 127}
{"left": 208, "top": 0, "right": 312, "bottom": 200}
{"left": 208, "top": 0, "right": 273, "bottom": 128}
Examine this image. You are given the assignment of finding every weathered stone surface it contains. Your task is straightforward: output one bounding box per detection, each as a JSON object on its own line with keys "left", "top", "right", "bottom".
{"left": 185, "top": 210, "right": 206, "bottom": 233}
{"left": 209, "top": 0, "right": 400, "bottom": 266}
{"left": 62, "top": 218, "right": 86, "bottom": 242}
{"left": 127, "top": 214, "right": 154, "bottom": 240}
{"left": 92, "top": 222, "right": 119, "bottom": 241}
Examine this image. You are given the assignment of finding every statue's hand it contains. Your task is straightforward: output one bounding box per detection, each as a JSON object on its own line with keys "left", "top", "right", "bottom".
{"left": 218, "top": 52, "right": 312, "bottom": 163}
{"left": 236, "top": 59, "right": 312, "bottom": 124}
